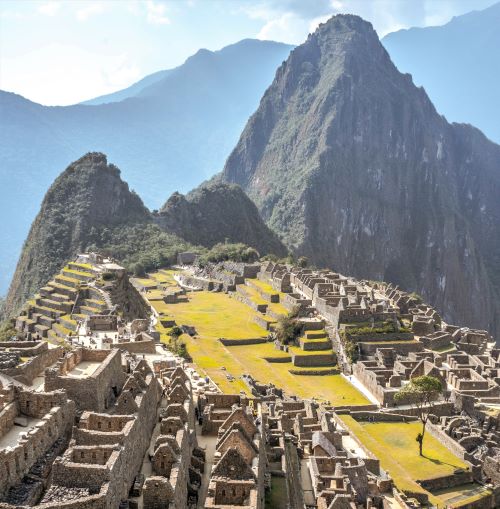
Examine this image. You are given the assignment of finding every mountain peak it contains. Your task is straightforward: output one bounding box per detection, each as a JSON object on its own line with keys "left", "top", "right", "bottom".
{"left": 221, "top": 10, "right": 500, "bottom": 339}
{"left": 4, "top": 154, "right": 151, "bottom": 316}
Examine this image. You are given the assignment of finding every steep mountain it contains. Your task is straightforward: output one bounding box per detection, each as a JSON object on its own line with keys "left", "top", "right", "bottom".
{"left": 383, "top": 2, "right": 500, "bottom": 144}
{"left": 156, "top": 182, "right": 287, "bottom": 256}
{"left": 0, "top": 38, "right": 293, "bottom": 294}
{"left": 4, "top": 152, "right": 151, "bottom": 316}
{"left": 4, "top": 153, "right": 285, "bottom": 317}
{"left": 221, "top": 15, "right": 500, "bottom": 338}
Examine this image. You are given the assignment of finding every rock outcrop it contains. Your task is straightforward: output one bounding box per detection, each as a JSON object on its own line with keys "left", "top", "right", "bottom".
{"left": 156, "top": 182, "right": 286, "bottom": 257}
{"left": 221, "top": 14, "right": 500, "bottom": 337}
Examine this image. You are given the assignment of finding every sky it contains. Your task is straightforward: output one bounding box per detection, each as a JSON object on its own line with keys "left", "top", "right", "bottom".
{"left": 0, "top": 0, "right": 497, "bottom": 106}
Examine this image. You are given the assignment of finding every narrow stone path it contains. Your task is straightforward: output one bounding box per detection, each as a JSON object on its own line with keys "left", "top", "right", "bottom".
{"left": 196, "top": 423, "right": 217, "bottom": 508}
{"left": 300, "top": 458, "right": 315, "bottom": 506}
{"left": 130, "top": 392, "right": 169, "bottom": 508}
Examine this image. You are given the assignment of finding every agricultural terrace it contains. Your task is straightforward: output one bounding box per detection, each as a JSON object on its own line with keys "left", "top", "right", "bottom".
{"left": 144, "top": 271, "right": 369, "bottom": 405}
{"left": 339, "top": 415, "right": 478, "bottom": 506}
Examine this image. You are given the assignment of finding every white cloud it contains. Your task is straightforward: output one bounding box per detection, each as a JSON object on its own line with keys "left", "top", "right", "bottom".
{"left": 1, "top": 43, "right": 143, "bottom": 106}
{"left": 146, "top": 0, "right": 170, "bottom": 25}
{"left": 38, "top": 1, "right": 61, "bottom": 17}
{"left": 76, "top": 2, "right": 104, "bottom": 22}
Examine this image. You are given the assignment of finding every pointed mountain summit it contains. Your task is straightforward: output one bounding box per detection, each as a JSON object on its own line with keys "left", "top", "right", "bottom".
{"left": 221, "top": 14, "right": 500, "bottom": 337}
{"left": 4, "top": 153, "right": 152, "bottom": 315}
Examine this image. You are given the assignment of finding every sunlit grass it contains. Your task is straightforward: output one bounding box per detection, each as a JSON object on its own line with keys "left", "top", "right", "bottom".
{"left": 339, "top": 416, "right": 469, "bottom": 505}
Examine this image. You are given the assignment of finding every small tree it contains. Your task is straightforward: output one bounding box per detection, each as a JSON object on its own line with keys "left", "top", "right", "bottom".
{"left": 275, "top": 308, "right": 302, "bottom": 345}
{"left": 297, "top": 256, "right": 308, "bottom": 268}
{"left": 394, "top": 375, "right": 443, "bottom": 456}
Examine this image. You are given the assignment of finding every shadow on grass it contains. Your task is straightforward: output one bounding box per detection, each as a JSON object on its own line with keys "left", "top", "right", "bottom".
{"left": 421, "top": 453, "right": 462, "bottom": 470}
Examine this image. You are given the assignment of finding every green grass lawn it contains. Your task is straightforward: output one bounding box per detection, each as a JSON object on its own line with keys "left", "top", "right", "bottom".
{"left": 267, "top": 301, "right": 289, "bottom": 316}
{"left": 339, "top": 416, "right": 469, "bottom": 505}
{"left": 150, "top": 291, "right": 268, "bottom": 340}
{"left": 142, "top": 279, "right": 369, "bottom": 406}
{"left": 238, "top": 284, "right": 267, "bottom": 306}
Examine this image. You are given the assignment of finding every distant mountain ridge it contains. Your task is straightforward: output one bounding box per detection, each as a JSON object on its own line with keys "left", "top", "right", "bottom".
{"left": 382, "top": 1, "right": 500, "bottom": 144}
{"left": 220, "top": 14, "right": 500, "bottom": 338}
{"left": 80, "top": 69, "right": 173, "bottom": 105}
{"left": 0, "top": 38, "right": 293, "bottom": 294}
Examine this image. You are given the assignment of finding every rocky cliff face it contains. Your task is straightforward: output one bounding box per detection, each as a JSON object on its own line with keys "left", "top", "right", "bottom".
{"left": 221, "top": 15, "right": 500, "bottom": 337}
{"left": 4, "top": 153, "right": 151, "bottom": 316}
{"left": 156, "top": 182, "right": 286, "bottom": 257}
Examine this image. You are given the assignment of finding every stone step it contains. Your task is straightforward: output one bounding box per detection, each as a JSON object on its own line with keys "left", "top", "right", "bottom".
{"left": 37, "top": 314, "right": 56, "bottom": 328}
{"left": 48, "top": 281, "right": 78, "bottom": 298}
{"left": 68, "top": 262, "right": 96, "bottom": 274}
{"left": 50, "top": 292, "right": 71, "bottom": 303}
{"left": 290, "top": 348, "right": 336, "bottom": 367}
{"left": 36, "top": 297, "right": 72, "bottom": 314}
{"left": 34, "top": 323, "right": 50, "bottom": 338}
{"left": 83, "top": 298, "right": 106, "bottom": 310}
{"left": 79, "top": 305, "right": 101, "bottom": 316}
{"left": 59, "top": 315, "right": 78, "bottom": 332}
{"left": 246, "top": 279, "right": 280, "bottom": 303}
{"left": 55, "top": 275, "right": 80, "bottom": 288}
{"left": 61, "top": 268, "right": 95, "bottom": 282}
{"left": 303, "top": 330, "right": 327, "bottom": 340}
{"left": 30, "top": 305, "right": 62, "bottom": 319}
{"left": 299, "top": 338, "right": 332, "bottom": 351}
{"left": 39, "top": 286, "right": 55, "bottom": 298}
{"left": 53, "top": 322, "right": 73, "bottom": 338}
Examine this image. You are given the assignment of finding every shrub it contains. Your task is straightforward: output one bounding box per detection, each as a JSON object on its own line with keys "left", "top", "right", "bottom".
{"left": 198, "top": 242, "right": 259, "bottom": 266}
{"left": 276, "top": 310, "right": 302, "bottom": 345}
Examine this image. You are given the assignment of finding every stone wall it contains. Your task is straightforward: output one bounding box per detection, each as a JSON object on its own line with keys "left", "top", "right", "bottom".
{"left": 0, "top": 388, "right": 75, "bottom": 499}
{"left": 114, "top": 338, "right": 156, "bottom": 354}
{"left": 2, "top": 346, "right": 63, "bottom": 385}
{"left": 44, "top": 348, "right": 126, "bottom": 412}
{"left": 426, "top": 421, "right": 469, "bottom": 462}
{"left": 45, "top": 367, "right": 161, "bottom": 508}
{"left": 109, "top": 273, "right": 150, "bottom": 320}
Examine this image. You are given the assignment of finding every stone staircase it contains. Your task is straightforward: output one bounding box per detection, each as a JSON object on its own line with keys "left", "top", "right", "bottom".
{"left": 15, "top": 262, "right": 101, "bottom": 343}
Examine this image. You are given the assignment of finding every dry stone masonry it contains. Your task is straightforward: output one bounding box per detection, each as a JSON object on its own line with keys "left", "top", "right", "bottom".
{"left": 1, "top": 255, "right": 500, "bottom": 508}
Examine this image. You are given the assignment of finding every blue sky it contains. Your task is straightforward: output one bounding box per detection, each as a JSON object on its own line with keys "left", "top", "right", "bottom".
{"left": 0, "top": 0, "right": 496, "bottom": 105}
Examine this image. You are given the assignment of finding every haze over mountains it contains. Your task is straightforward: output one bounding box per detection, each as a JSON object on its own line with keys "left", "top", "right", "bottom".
{"left": 382, "top": 1, "right": 500, "bottom": 144}
{"left": 221, "top": 14, "right": 500, "bottom": 339}
{"left": 0, "top": 39, "right": 292, "bottom": 293}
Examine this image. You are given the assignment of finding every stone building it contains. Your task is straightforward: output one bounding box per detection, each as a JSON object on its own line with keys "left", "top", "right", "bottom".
{"left": 44, "top": 348, "right": 126, "bottom": 412}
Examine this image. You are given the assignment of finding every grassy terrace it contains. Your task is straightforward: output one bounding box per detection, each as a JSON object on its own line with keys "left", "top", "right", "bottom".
{"left": 266, "top": 301, "right": 288, "bottom": 316}
{"left": 339, "top": 415, "right": 470, "bottom": 505}
{"left": 248, "top": 278, "right": 277, "bottom": 295}
{"left": 63, "top": 268, "right": 94, "bottom": 278}
{"left": 288, "top": 345, "right": 334, "bottom": 356}
{"left": 150, "top": 291, "right": 267, "bottom": 340}
{"left": 432, "top": 484, "right": 493, "bottom": 507}
{"left": 145, "top": 282, "right": 369, "bottom": 405}
{"left": 238, "top": 284, "right": 267, "bottom": 306}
